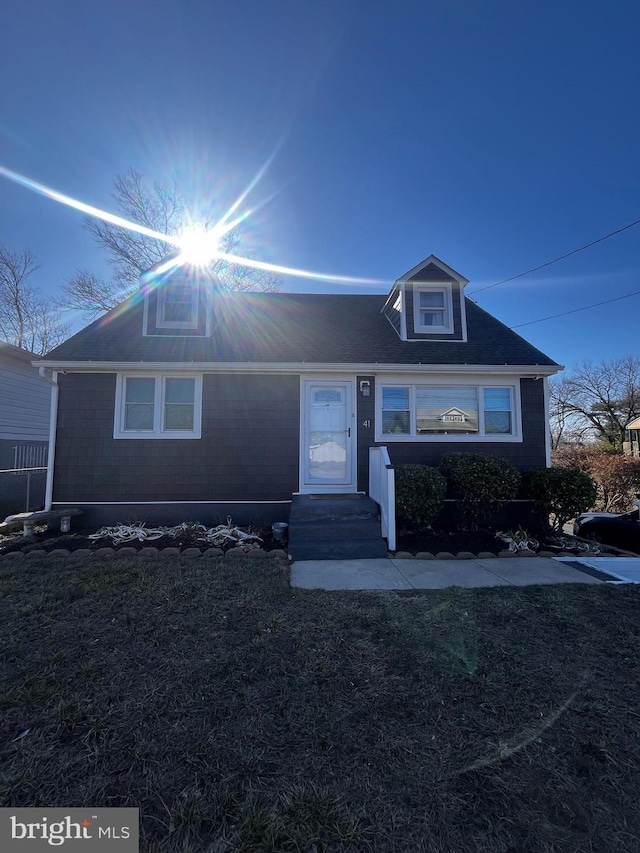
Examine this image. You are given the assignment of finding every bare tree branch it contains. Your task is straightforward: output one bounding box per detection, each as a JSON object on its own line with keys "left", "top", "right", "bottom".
{"left": 62, "top": 169, "right": 282, "bottom": 318}
{"left": 0, "top": 243, "right": 70, "bottom": 355}
{"left": 58, "top": 270, "right": 132, "bottom": 316}
{"left": 550, "top": 358, "right": 640, "bottom": 450}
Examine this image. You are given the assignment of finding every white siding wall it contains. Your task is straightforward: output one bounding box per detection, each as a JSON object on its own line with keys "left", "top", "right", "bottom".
{"left": 0, "top": 345, "right": 51, "bottom": 441}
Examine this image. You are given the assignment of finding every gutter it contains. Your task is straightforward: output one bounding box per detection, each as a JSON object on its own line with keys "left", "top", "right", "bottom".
{"left": 34, "top": 360, "right": 564, "bottom": 377}
{"left": 38, "top": 367, "right": 59, "bottom": 512}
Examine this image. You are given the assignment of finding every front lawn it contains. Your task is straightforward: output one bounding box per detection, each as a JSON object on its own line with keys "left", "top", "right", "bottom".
{"left": 1, "top": 555, "right": 640, "bottom": 852}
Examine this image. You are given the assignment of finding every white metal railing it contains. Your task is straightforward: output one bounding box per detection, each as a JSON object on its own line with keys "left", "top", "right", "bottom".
{"left": 369, "top": 445, "right": 396, "bottom": 550}
{"left": 13, "top": 444, "right": 48, "bottom": 471}
{"left": 0, "top": 445, "right": 49, "bottom": 513}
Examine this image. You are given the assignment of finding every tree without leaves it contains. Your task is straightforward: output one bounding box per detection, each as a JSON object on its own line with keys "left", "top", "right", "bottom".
{"left": 0, "top": 244, "right": 70, "bottom": 356}
{"left": 60, "top": 169, "right": 281, "bottom": 319}
{"left": 553, "top": 444, "right": 640, "bottom": 512}
{"left": 549, "top": 376, "right": 594, "bottom": 450}
{"left": 549, "top": 357, "right": 640, "bottom": 451}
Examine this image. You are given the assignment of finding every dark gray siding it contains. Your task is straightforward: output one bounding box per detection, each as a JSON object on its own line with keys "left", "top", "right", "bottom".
{"left": 370, "top": 378, "right": 547, "bottom": 472}
{"left": 356, "top": 375, "right": 376, "bottom": 491}
{"left": 53, "top": 373, "right": 300, "bottom": 505}
{"left": 64, "top": 502, "right": 290, "bottom": 529}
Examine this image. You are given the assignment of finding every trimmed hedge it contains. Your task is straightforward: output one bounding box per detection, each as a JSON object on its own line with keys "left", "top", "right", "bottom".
{"left": 440, "top": 452, "right": 521, "bottom": 529}
{"left": 525, "top": 466, "right": 597, "bottom": 532}
{"left": 394, "top": 464, "right": 447, "bottom": 527}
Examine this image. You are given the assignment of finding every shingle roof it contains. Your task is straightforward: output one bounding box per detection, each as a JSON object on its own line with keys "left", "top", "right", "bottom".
{"left": 1, "top": 340, "right": 41, "bottom": 361}
{"left": 43, "top": 291, "right": 559, "bottom": 367}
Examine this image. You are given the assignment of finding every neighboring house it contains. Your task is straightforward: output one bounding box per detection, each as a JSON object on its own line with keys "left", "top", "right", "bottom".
{"left": 624, "top": 416, "right": 640, "bottom": 458}
{"left": 0, "top": 341, "right": 50, "bottom": 516}
{"left": 38, "top": 254, "right": 561, "bottom": 529}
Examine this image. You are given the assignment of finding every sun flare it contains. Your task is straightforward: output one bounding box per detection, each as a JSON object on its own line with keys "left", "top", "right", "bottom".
{"left": 0, "top": 164, "right": 388, "bottom": 287}
{"left": 177, "top": 224, "right": 221, "bottom": 268}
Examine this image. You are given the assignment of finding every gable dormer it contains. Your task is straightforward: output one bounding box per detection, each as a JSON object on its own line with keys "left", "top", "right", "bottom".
{"left": 141, "top": 261, "right": 218, "bottom": 338}
{"left": 382, "top": 255, "right": 468, "bottom": 342}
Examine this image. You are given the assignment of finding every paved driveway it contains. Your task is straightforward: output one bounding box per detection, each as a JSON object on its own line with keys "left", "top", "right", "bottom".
{"left": 556, "top": 556, "right": 640, "bottom": 584}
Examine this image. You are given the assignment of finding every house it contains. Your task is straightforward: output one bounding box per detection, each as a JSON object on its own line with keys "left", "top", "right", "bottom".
{"left": 0, "top": 341, "right": 50, "bottom": 516}
{"left": 624, "top": 416, "right": 640, "bottom": 458}
{"left": 37, "top": 255, "right": 561, "bottom": 533}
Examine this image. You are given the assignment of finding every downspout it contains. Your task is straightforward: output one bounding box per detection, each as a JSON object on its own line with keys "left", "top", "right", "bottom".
{"left": 39, "top": 367, "right": 59, "bottom": 511}
{"left": 542, "top": 376, "right": 552, "bottom": 468}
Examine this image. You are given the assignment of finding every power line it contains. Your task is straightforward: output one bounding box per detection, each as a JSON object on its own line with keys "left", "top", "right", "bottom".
{"left": 468, "top": 217, "right": 640, "bottom": 295}
{"left": 510, "top": 287, "right": 640, "bottom": 329}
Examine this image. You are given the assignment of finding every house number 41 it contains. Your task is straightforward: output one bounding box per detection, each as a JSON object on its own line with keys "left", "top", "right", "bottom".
{"left": 362, "top": 419, "right": 371, "bottom": 428}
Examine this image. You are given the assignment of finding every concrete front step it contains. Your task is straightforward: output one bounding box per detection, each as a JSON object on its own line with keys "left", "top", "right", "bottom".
{"left": 288, "top": 536, "right": 389, "bottom": 561}
{"left": 289, "top": 494, "right": 380, "bottom": 522}
{"left": 288, "top": 517, "right": 383, "bottom": 540}
{"left": 288, "top": 494, "right": 387, "bottom": 560}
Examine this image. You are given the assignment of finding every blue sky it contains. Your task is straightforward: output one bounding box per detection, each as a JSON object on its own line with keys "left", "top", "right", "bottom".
{"left": 1, "top": 0, "right": 639, "bottom": 370}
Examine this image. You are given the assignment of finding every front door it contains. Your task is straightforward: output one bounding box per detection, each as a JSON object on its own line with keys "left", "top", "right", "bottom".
{"left": 302, "top": 380, "right": 355, "bottom": 491}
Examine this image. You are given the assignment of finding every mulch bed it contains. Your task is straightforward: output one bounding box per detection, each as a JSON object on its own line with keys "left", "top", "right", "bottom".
{"left": 397, "top": 526, "right": 504, "bottom": 555}
{"left": 395, "top": 524, "right": 634, "bottom": 557}
{"left": 0, "top": 523, "right": 283, "bottom": 556}
{"left": 1, "top": 522, "right": 635, "bottom": 559}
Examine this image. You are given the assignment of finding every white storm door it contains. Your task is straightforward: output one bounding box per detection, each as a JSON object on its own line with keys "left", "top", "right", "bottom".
{"left": 303, "top": 381, "right": 355, "bottom": 489}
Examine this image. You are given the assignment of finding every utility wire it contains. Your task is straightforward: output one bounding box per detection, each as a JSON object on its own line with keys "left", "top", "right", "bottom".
{"left": 510, "top": 287, "right": 640, "bottom": 329}
{"left": 468, "top": 217, "right": 640, "bottom": 295}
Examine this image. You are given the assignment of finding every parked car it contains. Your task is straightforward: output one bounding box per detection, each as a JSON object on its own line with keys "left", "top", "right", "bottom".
{"left": 574, "top": 503, "right": 640, "bottom": 553}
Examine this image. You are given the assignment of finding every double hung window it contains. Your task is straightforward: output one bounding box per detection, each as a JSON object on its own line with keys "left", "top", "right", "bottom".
{"left": 115, "top": 374, "right": 202, "bottom": 438}
{"left": 157, "top": 283, "right": 198, "bottom": 329}
{"left": 413, "top": 285, "right": 453, "bottom": 333}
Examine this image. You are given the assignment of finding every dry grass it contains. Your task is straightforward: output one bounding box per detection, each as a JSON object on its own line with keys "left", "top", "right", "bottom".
{"left": 1, "top": 555, "right": 640, "bottom": 851}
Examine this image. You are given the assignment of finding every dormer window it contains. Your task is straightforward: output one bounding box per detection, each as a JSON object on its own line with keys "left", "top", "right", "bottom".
{"left": 382, "top": 256, "right": 468, "bottom": 341}
{"left": 413, "top": 284, "right": 453, "bottom": 333}
{"left": 157, "top": 283, "right": 198, "bottom": 330}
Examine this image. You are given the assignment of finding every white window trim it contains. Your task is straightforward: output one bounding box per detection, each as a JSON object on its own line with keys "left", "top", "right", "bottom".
{"left": 375, "top": 376, "right": 522, "bottom": 442}
{"left": 412, "top": 283, "right": 454, "bottom": 334}
{"left": 156, "top": 284, "right": 199, "bottom": 330}
{"left": 114, "top": 374, "right": 203, "bottom": 439}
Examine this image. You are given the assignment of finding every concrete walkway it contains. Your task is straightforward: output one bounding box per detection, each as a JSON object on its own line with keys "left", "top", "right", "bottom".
{"left": 291, "top": 556, "right": 606, "bottom": 591}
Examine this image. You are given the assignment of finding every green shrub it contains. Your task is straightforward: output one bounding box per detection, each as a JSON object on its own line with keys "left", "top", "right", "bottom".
{"left": 439, "top": 452, "right": 521, "bottom": 529}
{"left": 394, "top": 464, "right": 447, "bottom": 527}
{"left": 526, "top": 466, "right": 597, "bottom": 531}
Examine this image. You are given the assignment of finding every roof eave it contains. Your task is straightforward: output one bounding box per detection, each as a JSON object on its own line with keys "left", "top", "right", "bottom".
{"left": 36, "top": 360, "right": 563, "bottom": 376}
